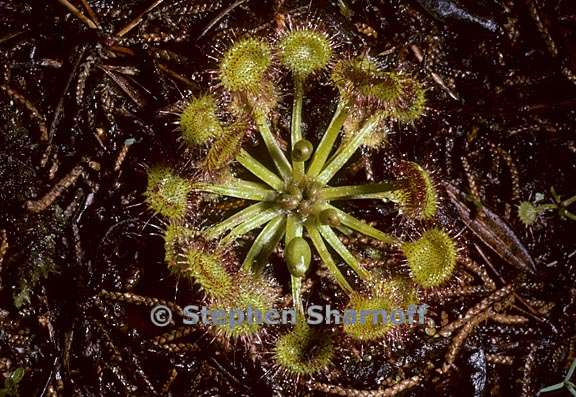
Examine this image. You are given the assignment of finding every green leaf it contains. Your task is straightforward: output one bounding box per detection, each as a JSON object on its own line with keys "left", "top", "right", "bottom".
{"left": 321, "top": 182, "right": 396, "bottom": 200}
{"left": 326, "top": 205, "right": 397, "bottom": 244}
{"left": 318, "top": 224, "right": 370, "bottom": 280}
{"left": 305, "top": 224, "right": 353, "bottom": 294}
{"left": 253, "top": 109, "right": 292, "bottom": 180}
{"left": 317, "top": 113, "right": 381, "bottom": 184}
{"left": 193, "top": 180, "right": 277, "bottom": 201}
{"left": 221, "top": 207, "right": 283, "bottom": 245}
{"left": 241, "top": 215, "right": 286, "bottom": 273}
{"left": 205, "top": 202, "right": 271, "bottom": 239}
{"left": 237, "top": 149, "right": 285, "bottom": 191}
{"left": 307, "top": 102, "right": 348, "bottom": 177}
{"left": 537, "top": 382, "right": 563, "bottom": 395}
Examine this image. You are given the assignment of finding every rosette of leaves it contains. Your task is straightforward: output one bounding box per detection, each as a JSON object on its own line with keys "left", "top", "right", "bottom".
{"left": 144, "top": 27, "right": 458, "bottom": 375}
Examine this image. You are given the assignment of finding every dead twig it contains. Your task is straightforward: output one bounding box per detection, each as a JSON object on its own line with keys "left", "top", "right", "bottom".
{"left": 440, "top": 284, "right": 514, "bottom": 337}
{"left": 115, "top": 0, "right": 166, "bottom": 38}
{"left": 79, "top": 0, "right": 100, "bottom": 27}
{"left": 25, "top": 164, "right": 85, "bottom": 212}
{"left": 459, "top": 257, "right": 496, "bottom": 290}
{"left": 490, "top": 313, "right": 529, "bottom": 325}
{"left": 442, "top": 309, "right": 492, "bottom": 373}
{"left": 1, "top": 85, "right": 48, "bottom": 141}
{"left": 98, "top": 290, "right": 183, "bottom": 317}
{"left": 410, "top": 44, "right": 459, "bottom": 101}
{"left": 311, "top": 376, "right": 423, "bottom": 396}
{"left": 198, "top": 0, "right": 249, "bottom": 39}
{"left": 114, "top": 139, "right": 135, "bottom": 172}
{"left": 55, "top": 0, "right": 98, "bottom": 29}
{"left": 486, "top": 353, "right": 514, "bottom": 365}
{"left": 160, "top": 368, "right": 177, "bottom": 395}
{"left": 0, "top": 230, "right": 7, "bottom": 267}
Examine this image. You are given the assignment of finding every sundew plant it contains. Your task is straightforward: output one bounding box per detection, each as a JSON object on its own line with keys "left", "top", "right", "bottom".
{"left": 144, "top": 25, "right": 457, "bottom": 375}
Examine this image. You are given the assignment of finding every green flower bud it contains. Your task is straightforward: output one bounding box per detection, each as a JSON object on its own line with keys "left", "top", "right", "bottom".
{"left": 285, "top": 237, "right": 311, "bottom": 277}
{"left": 304, "top": 181, "right": 322, "bottom": 200}
{"left": 278, "top": 194, "right": 301, "bottom": 210}
{"left": 292, "top": 139, "right": 314, "bottom": 162}
{"left": 319, "top": 208, "right": 340, "bottom": 227}
{"left": 286, "top": 182, "right": 303, "bottom": 201}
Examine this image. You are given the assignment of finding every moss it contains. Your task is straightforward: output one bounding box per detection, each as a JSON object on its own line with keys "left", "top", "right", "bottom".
{"left": 11, "top": 208, "right": 64, "bottom": 309}
{"left": 0, "top": 367, "right": 25, "bottom": 397}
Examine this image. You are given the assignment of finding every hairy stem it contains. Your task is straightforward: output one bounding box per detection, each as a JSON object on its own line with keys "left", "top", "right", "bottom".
{"left": 285, "top": 214, "right": 303, "bottom": 243}
{"left": 562, "top": 210, "right": 576, "bottom": 221}
{"left": 291, "top": 276, "right": 304, "bottom": 316}
{"left": 562, "top": 193, "right": 576, "bottom": 207}
{"left": 536, "top": 203, "right": 557, "bottom": 211}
